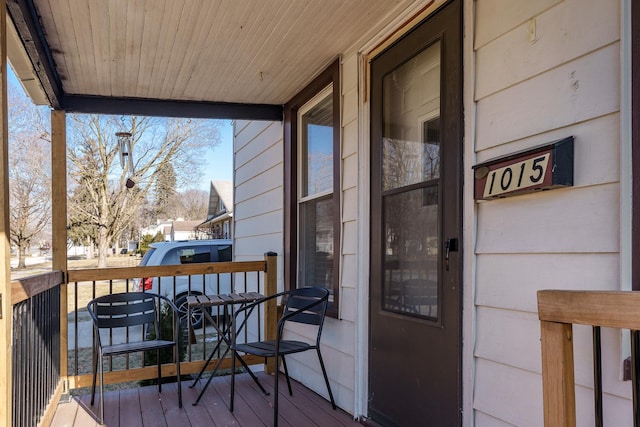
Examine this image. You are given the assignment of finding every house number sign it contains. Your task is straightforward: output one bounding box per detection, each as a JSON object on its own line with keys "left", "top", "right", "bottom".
{"left": 472, "top": 136, "right": 573, "bottom": 200}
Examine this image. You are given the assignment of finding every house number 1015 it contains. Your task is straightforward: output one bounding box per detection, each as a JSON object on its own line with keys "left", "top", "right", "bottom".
{"left": 482, "top": 154, "right": 550, "bottom": 198}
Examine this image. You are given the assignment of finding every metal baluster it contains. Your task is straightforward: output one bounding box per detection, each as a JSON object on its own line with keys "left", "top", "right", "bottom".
{"left": 632, "top": 330, "right": 640, "bottom": 427}
{"left": 593, "top": 326, "right": 603, "bottom": 427}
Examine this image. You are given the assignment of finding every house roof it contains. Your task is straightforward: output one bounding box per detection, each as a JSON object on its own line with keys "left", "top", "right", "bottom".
{"left": 171, "top": 220, "right": 200, "bottom": 232}
{"left": 210, "top": 180, "right": 233, "bottom": 214}
{"left": 6, "top": 0, "right": 424, "bottom": 120}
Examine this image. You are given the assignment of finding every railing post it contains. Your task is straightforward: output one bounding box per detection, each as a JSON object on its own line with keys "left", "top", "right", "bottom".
{"left": 51, "top": 110, "right": 68, "bottom": 381}
{"left": 540, "top": 320, "right": 576, "bottom": 427}
{"left": 264, "top": 252, "right": 278, "bottom": 374}
{"left": 0, "top": 2, "right": 11, "bottom": 424}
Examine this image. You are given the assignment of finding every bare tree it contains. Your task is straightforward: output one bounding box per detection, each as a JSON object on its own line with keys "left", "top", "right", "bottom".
{"left": 173, "top": 188, "right": 209, "bottom": 220}
{"left": 67, "top": 114, "right": 221, "bottom": 267}
{"left": 8, "top": 79, "right": 51, "bottom": 269}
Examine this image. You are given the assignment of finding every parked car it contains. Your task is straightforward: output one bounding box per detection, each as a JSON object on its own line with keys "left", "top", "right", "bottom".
{"left": 133, "top": 239, "right": 233, "bottom": 328}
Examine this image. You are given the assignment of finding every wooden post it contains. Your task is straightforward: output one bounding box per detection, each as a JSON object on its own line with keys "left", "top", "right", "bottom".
{"left": 540, "top": 320, "right": 576, "bottom": 427}
{"left": 51, "top": 110, "right": 68, "bottom": 380}
{"left": 264, "top": 251, "right": 278, "bottom": 373}
{"left": 0, "top": 1, "right": 11, "bottom": 424}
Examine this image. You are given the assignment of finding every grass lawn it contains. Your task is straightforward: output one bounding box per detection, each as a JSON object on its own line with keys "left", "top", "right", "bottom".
{"left": 12, "top": 255, "right": 141, "bottom": 314}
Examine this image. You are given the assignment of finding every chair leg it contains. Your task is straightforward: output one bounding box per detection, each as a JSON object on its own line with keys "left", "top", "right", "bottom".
{"left": 230, "top": 350, "right": 237, "bottom": 412}
{"left": 316, "top": 348, "right": 336, "bottom": 410}
{"left": 274, "top": 355, "right": 280, "bottom": 427}
{"left": 157, "top": 349, "right": 162, "bottom": 393}
{"left": 90, "top": 350, "right": 98, "bottom": 405}
{"left": 175, "top": 345, "right": 182, "bottom": 408}
{"left": 99, "top": 353, "right": 105, "bottom": 424}
{"left": 281, "top": 355, "right": 293, "bottom": 396}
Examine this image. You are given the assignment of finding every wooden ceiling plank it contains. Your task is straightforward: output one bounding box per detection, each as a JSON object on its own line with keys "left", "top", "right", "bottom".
{"left": 43, "top": 0, "right": 77, "bottom": 93}
{"left": 123, "top": 0, "right": 144, "bottom": 100}
{"left": 153, "top": 0, "right": 185, "bottom": 99}
{"left": 68, "top": 0, "right": 95, "bottom": 95}
{"left": 107, "top": 0, "right": 124, "bottom": 97}
{"left": 161, "top": 0, "right": 199, "bottom": 99}
{"left": 87, "top": 1, "right": 109, "bottom": 96}
{"left": 169, "top": 2, "right": 212, "bottom": 99}
{"left": 137, "top": 0, "right": 166, "bottom": 99}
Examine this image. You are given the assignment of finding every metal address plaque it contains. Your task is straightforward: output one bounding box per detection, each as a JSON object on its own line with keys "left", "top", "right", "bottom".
{"left": 473, "top": 136, "right": 573, "bottom": 200}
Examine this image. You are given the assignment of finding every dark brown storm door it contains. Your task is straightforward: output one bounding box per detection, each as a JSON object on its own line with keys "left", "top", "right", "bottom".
{"left": 369, "top": 1, "right": 462, "bottom": 425}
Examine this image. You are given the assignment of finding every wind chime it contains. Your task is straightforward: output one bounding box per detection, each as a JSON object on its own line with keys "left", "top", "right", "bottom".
{"left": 116, "top": 131, "right": 136, "bottom": 188}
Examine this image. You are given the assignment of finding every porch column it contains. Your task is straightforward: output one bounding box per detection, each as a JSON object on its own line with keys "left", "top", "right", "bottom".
{"left": 0, "top": 0, "right": 11, "bottom": 424}
{"left": 51, "top": 110, "right": 67, "bottom": 379}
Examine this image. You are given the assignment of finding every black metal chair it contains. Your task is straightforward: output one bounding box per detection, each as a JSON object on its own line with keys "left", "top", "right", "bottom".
{"left": 87, "top": 292, "right": 183, "bottom": 424}
{"left": 230, "top": 287, "right": 336, "bottom": 426}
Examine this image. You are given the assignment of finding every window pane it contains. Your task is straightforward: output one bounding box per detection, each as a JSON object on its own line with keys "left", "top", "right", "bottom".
{"left": 382, "top": 41, "right": 441, "bottom": 191}
{"left": 383, "top": 186, "right": 438, "bottom": 320}
{"left": 301, "top": 92, "right": 333, "bottom": 197}
{"left": 298, "top": 196, "right": 334, "bottom": 293}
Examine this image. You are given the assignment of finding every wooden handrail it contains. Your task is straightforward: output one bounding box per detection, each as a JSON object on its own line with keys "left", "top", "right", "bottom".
{"left": 67, "top": 260, "right": 266, "bottom": 282}
{"left": 537, "top": 290, "right": 640, "bottom": 426}
{"left": 10, "top": 270, "right": 64, "bottom": 305}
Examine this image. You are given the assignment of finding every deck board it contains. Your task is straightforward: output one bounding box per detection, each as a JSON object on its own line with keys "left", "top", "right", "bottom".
{"left": 138, "top": 384, "right": 169, "bottom": 427}
{"left": 51, "top": 372, "right": 359, "bottom": 426}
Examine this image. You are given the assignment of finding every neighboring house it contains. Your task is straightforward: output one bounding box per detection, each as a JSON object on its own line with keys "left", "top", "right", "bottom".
{"left": 196, "top": 180, "right": 233, "bottom": 239}
{"left": 170, "top": 220, "right": 200, "bottom": 241}
{"left": 140, "top": 220, "right": 172, "bottom": 241}
{"left": 4, "top": 0, "right": 640, "bottom": 426}
{"left": 142, "top": 219, "right": 200, "bottom": 241}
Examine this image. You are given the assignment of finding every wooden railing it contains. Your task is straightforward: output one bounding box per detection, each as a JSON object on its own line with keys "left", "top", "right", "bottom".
{"left": 65, "top": 252, "right": 277, "bottom": 389}
{"left": 538, "top": 290, "right": 640, "bottom": 427}
{"left": 9, "top": 252, "right": 277, "bottom": 426}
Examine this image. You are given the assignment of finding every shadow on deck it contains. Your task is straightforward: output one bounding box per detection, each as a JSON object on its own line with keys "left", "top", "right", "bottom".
{"left": 51, "top": 371, "right": 359, "bottom": 426}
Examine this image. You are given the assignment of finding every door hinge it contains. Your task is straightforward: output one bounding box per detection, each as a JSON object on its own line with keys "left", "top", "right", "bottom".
{"left": 0, "top": 293, "right": 3, "bottom": 318}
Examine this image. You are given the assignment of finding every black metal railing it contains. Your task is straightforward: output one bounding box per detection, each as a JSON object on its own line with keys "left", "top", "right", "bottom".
{"left": 11, "top": 271, "right": 64, "bottom": 427}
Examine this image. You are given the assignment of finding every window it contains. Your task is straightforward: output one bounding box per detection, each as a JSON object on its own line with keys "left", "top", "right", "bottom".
{"left": 176, "top": 247, "right": 211, "bottom": 264}
{"left": 284, "top": 59, "right": 340, "bottom": 317}
{"left": 217, "top": 245, "right": 232, "bottom": 262}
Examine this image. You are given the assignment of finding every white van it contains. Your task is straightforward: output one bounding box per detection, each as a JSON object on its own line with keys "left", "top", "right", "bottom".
{"left": 133, "top": 239, "right": 232, "bottom": 328}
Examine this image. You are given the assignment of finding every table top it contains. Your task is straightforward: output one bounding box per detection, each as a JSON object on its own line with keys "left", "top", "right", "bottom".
{"left": 187, "top": 292, "right": 264, "bottom": 307}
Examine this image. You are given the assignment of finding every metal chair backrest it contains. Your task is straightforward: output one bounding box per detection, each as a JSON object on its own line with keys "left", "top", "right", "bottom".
{"left": 88, "top": 292, "right": 159, "bottom": 335}
{"left": 281, "top": 287, "right": 329, "bottom": 328}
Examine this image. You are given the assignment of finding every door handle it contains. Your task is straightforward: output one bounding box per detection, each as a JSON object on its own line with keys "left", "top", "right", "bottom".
{"left": 444, "top": 238, "right": 458, "bottom": 271}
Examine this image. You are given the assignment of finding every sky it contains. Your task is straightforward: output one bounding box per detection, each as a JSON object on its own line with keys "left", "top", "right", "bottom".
{"left": 199, "top": 120, "right": 233, "bottom": 191}
{"left": 8, "top": 65, "right": 233, "bottom": 193}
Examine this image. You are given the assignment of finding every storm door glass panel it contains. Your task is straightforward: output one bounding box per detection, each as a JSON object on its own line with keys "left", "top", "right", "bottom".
{"left": 381, "top": 41, "right": 441, "bottom": 321}
{"left": 382, "top": 41, "right": 441, "bottom": 191}
{"left": 383, "top": 186, "right": 438, "bottom": 319}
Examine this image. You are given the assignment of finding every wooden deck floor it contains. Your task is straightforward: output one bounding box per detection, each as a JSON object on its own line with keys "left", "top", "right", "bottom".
{"left": 50, "top": 372, "right": 359, "bottom": 427}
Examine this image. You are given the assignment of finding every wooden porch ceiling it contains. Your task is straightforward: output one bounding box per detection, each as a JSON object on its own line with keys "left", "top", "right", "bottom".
{"left": 6, "top": 0, "right": 423, "bottom": 120}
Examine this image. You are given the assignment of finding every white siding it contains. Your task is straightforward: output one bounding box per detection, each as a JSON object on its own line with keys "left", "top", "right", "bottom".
{"left": 471, "top": 0, "right": 627, "bottom": 424}
{"left": 233, "top": 120, "right": 284, "bottom": 285}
